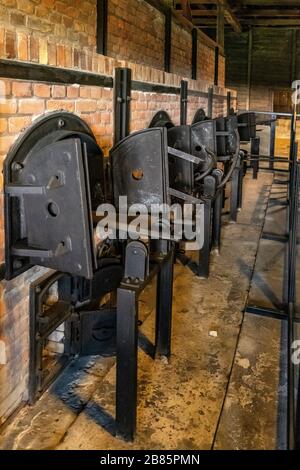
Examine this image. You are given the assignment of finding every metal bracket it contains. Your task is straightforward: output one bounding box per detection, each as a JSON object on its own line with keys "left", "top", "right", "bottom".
{"left": 124, "top": 241, "right": 149, "bottom": 282}
{"left": 114, "top": 67, "right": 132, "bottom": 145}
{"left": 4, "top": 111, "right": 105, "bottom": 280}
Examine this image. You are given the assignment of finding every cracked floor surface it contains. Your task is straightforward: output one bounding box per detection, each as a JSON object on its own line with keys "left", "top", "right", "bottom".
{"left": 0, "top": 171, "right": 291, "bottom": 450}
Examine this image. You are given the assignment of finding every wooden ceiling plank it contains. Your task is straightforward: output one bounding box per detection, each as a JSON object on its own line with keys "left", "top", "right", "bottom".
{"left": 239, "top": 18, "right": 300, "bottom": 25}
{"left": 240, "top": 9, "right": 300, "bottom": 17}
{"left": 242, "top": 0, "right": 300, "bottom": 5}
{"left": 180, "top": 0, "right": 193, "bottom": 21}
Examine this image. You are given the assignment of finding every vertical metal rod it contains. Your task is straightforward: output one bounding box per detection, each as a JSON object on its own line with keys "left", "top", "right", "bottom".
{"left": 96, "top": 0, "right": 108, "bottom": 55}
{"left": 192, "top": 28, "right": 198, "bottom": 80}
{"left": 238, "top": 154, "right": 245, "bottom": 210}
{"left": 287, "top": 157, "right": 298, "bottom": 450}
{"left": 197, "top": 200, "right": 212, "bottom": 278}
{"left": 164, "top": 9, "right": 172, "bottom": 73}
{"left": 287, "top": 80, "right": 299, "bottom": 449}
{"left": 214, "top": 46, "right": 219, "bottom": 86}
{"left": 114, "top": 67, "right": 132, "bottom": 145}
{"left": 230, "top": 155, "right": 241, "bottom": 222}
{"left": 207, "top": 87, "right": 213, "bottom": 119}
{"left": 212, "top": 169, "right": 223, "bottom": 253}
{"left": 247, "top": 29, "right": 253, "bottom": 111}
{"left": 116, "top": 288, "right": 138, "bottom": 441}
{"left": 180, "top": 80, "right": 188, "bottom": 126}
{"left": 155, "top": 248, "right": 174, "bottom": 358}
{"left": 269, "top": 118, "right": 276, "bottom": 170}
{"left": 251, "top": 137, "right": 260, "bottom": 180}
{"left": 197, "top": 175, "right": 216, "bottom": 277}
{"left": 227, "top": 91, "right": 231, "bottom": 117}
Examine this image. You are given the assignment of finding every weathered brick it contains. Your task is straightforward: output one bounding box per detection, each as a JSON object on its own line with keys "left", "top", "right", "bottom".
{"left": 18, "top": 99, "right": 45, "bottom": 114}
{"left": 39, "top": 38, "right": 48, "bottom": 65}
{"left": 65, "top": 47, "right": 72, "bottom": 68}
{"left": 8, "top": 116, "right": 32, "bottom": 133}
{"left": 91, "top": 87, "right": 102, "bottom": 100}
{"left": 0, "top": 135, "right": 15, "bottom": 154}
{"left": 5, "top": 31, "right": 16, "bottom": 59}
{"left": 12, "top": 81, "right": 32, "bottom": 98}
{"left": 1, "top": 0, "right": 17, "bottom": 6}
{"left": 56, "top": 45, "right": 65, "bottom": 67}
{"left": 0, "top": 29, "right": 5, "bottom": 58}
{"left": 75, "top": 100, "right": 97, "bottom": 113}
{"left": 52, "top": 85, "right": 66, "bottom": 98}
{"left": 33, "top": 83, "right": 51, "bottom": 98}
{"left": 17, "top": 32, "right": 28, "bottom": 61}
{"left": 10, "top": 12, "right": 26, "bottom": 26}
{"left": 27, "top": 17, "right": 53, "bottom": 34}
{"left": 17, "top": 0, "right": 35, "bottom": 15}
{"left": 47, "top": 100, "right": 75, "bottom": 112}
{"left": 67, "top": 86, "right": 79, "bottom": 98}
{"left": 48, "top": 42, "right": 56, "bottom": 66}
{"left": 35, "top": 5, "right": 49, "bottom": 17}
{"left": 0, "top": 100, "right": 17, "bottom": 114}
{"left": 0, "top": 340, "right": 6, "bottom": 366}
{"left": 29, "top": 35, "right": 39, "bottom": 62}
{"left": 0, "top": 80, "right": 11, "bottom": 97}
{"left": 79, "top": 87, "right": 91, "bottom": 99}
{"left": 0, "top": 118, "right": 7, "bottom": 133}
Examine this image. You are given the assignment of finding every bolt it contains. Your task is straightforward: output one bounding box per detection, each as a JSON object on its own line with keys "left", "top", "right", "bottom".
{"left": 58, "top": 119, "right": 65, "bottom": 128}
{"left": 12, "top": 162, "right": 23, "bottom": 172}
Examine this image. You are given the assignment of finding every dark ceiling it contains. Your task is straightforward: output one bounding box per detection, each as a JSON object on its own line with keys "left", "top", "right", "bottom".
{"left": 174, "top": 1, "right": 300, "bottom": 30}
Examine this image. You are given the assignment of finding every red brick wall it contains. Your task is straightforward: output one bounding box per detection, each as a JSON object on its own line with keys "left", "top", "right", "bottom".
{"left": 171, "top": 21, "right": 192, "bottom": 78}
{"left": 0, "top": 0, "right": 234, "bottom": 425}
{"left": 0, "top": 0, "right": 96, "bottom": 61}
{"left": 218, "top": 54, "right": 225, "bottom": 88}
{"left": 197, "top": 38, "right": 215, "bottom": 84}
{"left": 107, "top": 0, "right": 165, "bottom": 70}
{"left": 0, "top": 0, "right": 225, "bottom": 83}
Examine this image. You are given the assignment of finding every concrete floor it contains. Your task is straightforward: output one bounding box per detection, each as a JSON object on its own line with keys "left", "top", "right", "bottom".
{"left": 0, "top": 170, "right": 294, "bottom": 450}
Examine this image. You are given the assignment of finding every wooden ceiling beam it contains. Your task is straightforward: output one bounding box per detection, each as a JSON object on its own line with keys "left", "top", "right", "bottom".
{"left": 239, "top": 18, "right": 300, "bottom": 25}
{"left": 180, "top": 0, "right": 193, "bottom": 21}
{"left": 241, "top": 0, "right": 300, "bottom": 5}
{"left": 222, "top": 1, "right": 242, "bottom": 32}
{"left": 240, "top": 9, "right": 300, "bottom": 17}
{"left": 179, "top": 1, "right": 242, "bottom": 32}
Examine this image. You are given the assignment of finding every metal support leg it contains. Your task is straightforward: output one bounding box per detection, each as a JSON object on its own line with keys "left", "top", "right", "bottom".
{"left": 155, "top": 249, "right": 174, "bottom": 358}
{"left": 238, "top": 153, "right": 245, "bottom": 210}
{"left": 198, "top": 175, "right": 216, "bottom": 277}
{"left": 212, "top": 169, "right": 223, "bottom": 253}
{"left": 230, "top": 155, "right": 241, "bottom": 222}
{"left": 251, "top": 137, "right": 260, "bottom": 180}
{"left": 116, "top": 288, "right": 138, "bottom": 441}
{"left": 198, "top": 200, "right": 212, "bottom": 278}
{"left": 269, "top": 120, "right": 276, "bottom": 170}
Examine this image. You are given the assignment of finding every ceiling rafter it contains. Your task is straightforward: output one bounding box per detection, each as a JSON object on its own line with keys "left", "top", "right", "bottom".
{"left": 174, "top": 1, "right": 300, "bottom": 30}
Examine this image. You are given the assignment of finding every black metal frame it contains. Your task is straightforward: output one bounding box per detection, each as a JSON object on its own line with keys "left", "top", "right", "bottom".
{"left": 114, "top": 68, "right": 132, "bottom": 145}
{"left": 214, "top": 46, "right": 219, "bottom": 86}
{"left": 208, "top": 87, "right": 213, "bottom": 119}
{"left": 29, "top": 271, "right": 74, "bottom": 404}
{"left": 4, "top": 111, "right": 102, "bottom": 280}
{"left": 112, "top": 70, "right": 176, "bottom": 441}
{"left": 164, "top": 8, "right": 172, "bottom": 73}
{"left": 192, "top": 28, "right": 198, "bottom": 80}
{"left": 96, "top": 0, "right": 108, "bottom": 56}
{"left": 1, "top": 61, "right": 242, "bottom": 443}
{"left": 116, "top": 241, "right": 174, "bottom": 441}
{"left": 245, "top": 107, "right": 300, "bottom": 450}
{"left": 180, "top": 80, "right": 188, "bottom": 126}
